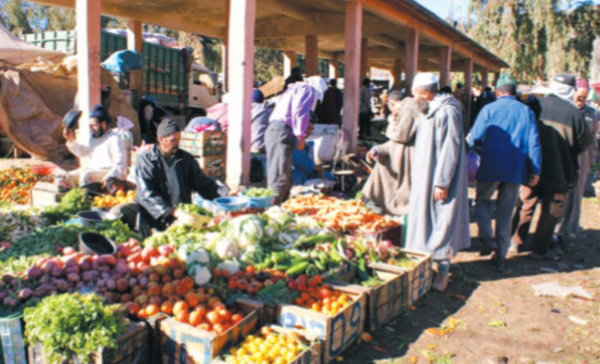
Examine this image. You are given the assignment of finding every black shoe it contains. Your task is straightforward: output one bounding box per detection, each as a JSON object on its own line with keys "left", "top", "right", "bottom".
{"left": 490, "top": 253, "right": 508, "bottom": 273}
{"left": 530, "top": 251, "right": 560, "bottom": 261}
{"left": 480, "top": 239, "right": 497, "bottom": 256}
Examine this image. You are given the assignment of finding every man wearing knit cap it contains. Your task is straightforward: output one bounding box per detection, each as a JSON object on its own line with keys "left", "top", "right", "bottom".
{"left": 112, "top": 118, "right": 222, "bottom": 237}
{"left": 405, "top": 72, "right": 470, "bottom": 291}
{"left": 63, "top": 104, "right": 127, "bottom": 186}
{"left": 512, "top": 73, "right": 593, "bottom": 259}
{"left": 467, "top": 74, "right": 541, "bottom": 272}
{"left": 555, "top": 78, "right": 599, "bottom": 239}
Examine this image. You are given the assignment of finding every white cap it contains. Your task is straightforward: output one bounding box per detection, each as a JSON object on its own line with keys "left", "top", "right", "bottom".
{"left": 413, "top": 72, "right": 439, "bottom": 88}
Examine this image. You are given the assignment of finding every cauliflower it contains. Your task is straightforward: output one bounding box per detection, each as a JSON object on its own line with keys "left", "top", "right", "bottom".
{"left": 217, "top": 261, "right": 240, "bottom": 275}
{"left": 215, "top": 239, "right": 239, "bottom": 259}
{"left": 194, "top": 266, "right": 212, "bottom": 285}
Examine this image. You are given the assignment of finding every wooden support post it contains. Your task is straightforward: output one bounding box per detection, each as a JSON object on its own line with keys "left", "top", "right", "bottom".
{"left": 393, "top": 58, "right": 402, "bottom": 90}
{"left": 329, "top": 58, "right": 339, "bottom": 80}
{"left": 492, "top": 72, "right": 500, "bottom": 87}
{"left": 463, "top": 58, "right": 473, "bottom": 129}
{"left": 482, "top": 67, "right": 489, "bottom": 88}
{"left": 305, "top": 35, "right": 318, "bottom": 76}
{"left": 76, "top": 0, "right": 101, "bottom": 145}
{"left": 226, "top": 0, "right": 256, "bottom": 187}
{"left": 342, "top": 0, "right": 363, "bottom": 152}
{"left": 361, "top": 38, "right": 369, "bottom": 78}
{"left": 284, "top": 51, "right": 296, "bottom": 79}
{"left": 405, "top": 27, "right": 419, "bottom": 93}
{"left": 439, "top": 45, "right": 452, "bottom": 88}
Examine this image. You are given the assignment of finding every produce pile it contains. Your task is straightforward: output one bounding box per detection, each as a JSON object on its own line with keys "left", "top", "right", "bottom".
{"left": 0, "top": 178, "right": 421, "bottom": 363}
{"left": 0, "top": 167, "right": 49, "bottom": 205}
{"left": 92, "top": 189, "right": 136, "bottom": 209}
{"left": 282, "top": 194, "right": 400, "bottom": 232}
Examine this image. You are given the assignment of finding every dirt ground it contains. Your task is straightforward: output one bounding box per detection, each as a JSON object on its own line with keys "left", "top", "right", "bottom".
{"left": 343, "top": 197, "right": 600, "bottom": 364}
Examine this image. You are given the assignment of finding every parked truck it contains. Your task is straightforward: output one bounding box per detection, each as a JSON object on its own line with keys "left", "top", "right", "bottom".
{"left": 22, "top": 29, "right": 218, "bottom": 118}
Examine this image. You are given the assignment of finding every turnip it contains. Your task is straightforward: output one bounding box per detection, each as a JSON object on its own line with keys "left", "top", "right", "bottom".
{"left": 54, "top": 245, "right": 64, "bottom": 254}
{"left": 101, "top": 272, "right": 111, "bottom": 280}
{"left": 65, "top": 266, "right": 79, "bottom": 275}
{"left": 3, "top": 296, "right": 17, "bottom": 308}
{"left": 27, "top": 266, "right": 43, "bottom": 280}
{"left": 103, "top": 292, "right": 114, "bottom": 303}
{"left": 129, "top": 277, "right": 138, "bottom": 287}
{"left": 75, "top": 282, "right": 84, "bottom": 290}
{"left": 2, "top": 274, "right": 14, "bottom": 283}
{"left": 97, "top": 255, "right": 116, "bottom": 266}
{"left": 106, "top": 279, "right": 116, "bottom": 291}
{"left": 54, "top": 280, "right": 68, "bottom": 292}
{"left": 0, "top": 291, "right": 9, "bottom": 301}
{"left": 34, "top": 284, "right": 56, "bottom": 297}
{"left": 82, "top": 271, "right": 99, "bottom": 282}
{"left": 98, "top": 266, "right": 111, "bottom": 273}
{"left": 67, "top": 273, "right": 79, "bottom": 282}
{"left": 41, "top": 261, "right": 57, "bottom": 275}
{"left": 0, "top": 281, "right": 5, "bottom": 289}
{"left": 120, "top": 293, "right": 132, "bottom": 303}
{"left": 139, "top": 276, "right": 149, "bottom": 288}
{"left": 79, "top": 258, "right": 92, "bottom": 272}
{"left": 17, "top": 288, "right": 33, "bottom": 301}
{"left": 39, "top": 274, "right": 51, "bottom": 284}
{"left": 116, "top": 278, "right": 128, "bottom": 292}
{"left": 115, "top": 261, "right": 128, "bottom": 275}
{"left": 64, "top": 257, "right": 78, "bottom": 267}
{"left": 63, "top": 247, "right": 76, "bottom": 256}
{"left": 51, "top": 266, "right": 64, "bottom": 277}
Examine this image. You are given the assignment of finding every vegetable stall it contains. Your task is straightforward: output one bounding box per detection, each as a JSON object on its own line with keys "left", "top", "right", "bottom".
{"left": 0, "top": 168, "right": 432, "bottom": 364}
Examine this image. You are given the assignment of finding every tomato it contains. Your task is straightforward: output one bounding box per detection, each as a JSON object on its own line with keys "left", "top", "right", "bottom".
{"left": 160, "top": 301, "right": 173, "bottom": 315}
{"left": 218, "top": 309, "right": 232, "bottom": 323}
{"left": 146, "top": 303, "right": 160, "bottom": 316}
{"left": 173, "top": 301, "right": 189, "bottom": 316}
{"left": 185, "top": 292, "right": 199, "bottom": 308}
{"left": 231, "top": 313, "right": 243, "bottom": 324}
{"left": 189, "top": 310, "right": 203, "bottom": 326}
{"left": 175, "top": 310, "right": 189, "bottom": 324}
{"left": 206, "top": 310, "right": 222, "bottom": 325}
{"left": 213, "top": 268, "right": 222, "bottom": 277}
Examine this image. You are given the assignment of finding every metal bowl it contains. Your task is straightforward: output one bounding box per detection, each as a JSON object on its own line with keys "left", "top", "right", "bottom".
{"left": 79, "top": 232, "right": 116, "bottom": 255}
{"left": 77, "top": 210, "right": 118, "bottom": 226}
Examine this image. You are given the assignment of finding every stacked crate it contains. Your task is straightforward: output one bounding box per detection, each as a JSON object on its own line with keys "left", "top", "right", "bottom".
{"left": 179, "top": 131, "right": 227, "bottom": 181}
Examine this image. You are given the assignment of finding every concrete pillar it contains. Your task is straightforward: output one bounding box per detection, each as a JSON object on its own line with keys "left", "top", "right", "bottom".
{"left": 342, "top": 0, "right": 363, "bottom": 152}
{"left": 360, "top": 38, "right": 369, "bottom": 78}
{"left": 226, "top": 0, "right": 256, "bottom": 187}
{"left": 305, "top": 35, "right": 318, "bottom": 76}
{"left": 482, "top": 67, "right": 489, "bottom": 88}
{"left": 284, "top": 51, "right": 296, "bottom": 79}
{"left": 329, "top": 58, "right": 339, "bottom": 80}
{"left": 126, "top": 20, "right": 143, "bottom": 105}
{"left": 222, "top": 0, "right": 230, "bottom": 92}
{"left": 439, "top": 46, "right": 452, "bottom": 88}
{"left": 393, "top": 58, "right": 402, "bottom": 90}
{"left": 76, "top": 0, "right": 102, "bottom": 144}
{"left": 464, "top": 58, "right": 473, "bottom": 128}
{"left": 405, "top": 28, "right": 419, "bottom": 93}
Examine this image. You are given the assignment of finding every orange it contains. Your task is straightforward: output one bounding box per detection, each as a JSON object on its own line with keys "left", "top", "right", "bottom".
{"left": 185, "top": 292, "right": 199, "bottom": 308}
{"left": 189, "top": 310, "right": 203, "bottom": 326}
{"left": 173, "top": 300, "right": 189, "bottom": 316}
{"left": 175, "top": 310, "right": 190, "bottom": 324}
{"left": 218, "top": 309, "right": 232, "bottom": 323}
{"left": 146, "top": 303, "right": 160, "bottom": 316}
{"left": 231, "top": 313, "right": 243, "bottom": 324}
{"left": 160, "top": 301, "right": 173, "bottom": 315}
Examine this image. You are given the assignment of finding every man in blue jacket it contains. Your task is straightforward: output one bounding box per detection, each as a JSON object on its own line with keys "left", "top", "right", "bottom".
{"left": 467, "top": 74, "right": 542, "bottom": 271}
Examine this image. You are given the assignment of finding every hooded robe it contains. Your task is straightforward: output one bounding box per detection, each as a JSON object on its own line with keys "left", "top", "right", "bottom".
{"left": 405, "top": 94, "right": 471, "bottom": 260}
{"left": 362, "top": 97, "right": 427, "bottom": 215}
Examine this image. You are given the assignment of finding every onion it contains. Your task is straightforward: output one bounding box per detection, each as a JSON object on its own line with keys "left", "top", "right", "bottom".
{"left": 27, "top": 266, "right": 43, "bottom": 280}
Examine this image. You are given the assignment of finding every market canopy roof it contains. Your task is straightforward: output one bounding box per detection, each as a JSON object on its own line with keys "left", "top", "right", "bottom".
{"left": 32, "top": 0, "right": 508, "bottom": 73}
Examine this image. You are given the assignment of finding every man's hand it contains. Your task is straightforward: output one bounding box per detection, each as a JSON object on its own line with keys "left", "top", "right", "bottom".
{"left": 297, "top": 137, "right": 306, "bottom": 150}
{"left": 63, "top": 128, "right": 75, "bottom": 142}
{"left": 366, "top": 148, "right": 379, "bottom": 164}
{"left": 529, "top": 175, "right": 540, "bottom": 187}
{"left": 434, "top": 187, "right": 448, "bottom": 202}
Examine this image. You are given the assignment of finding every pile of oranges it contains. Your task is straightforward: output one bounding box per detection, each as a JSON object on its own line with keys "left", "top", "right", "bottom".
{"left": 169, "top": 298, "right": 243, "bottom": 335}
{"left": 289, "top": 280, "right": 352, "bottom": 316}
{"left": 93, "top": 189, "right": 135, "bottom": 209}
{"left": 0, "top": 167, "right": 47, "bottom": 205}
{"left": 224, "top": 326, "right": 307, "bottom": 364}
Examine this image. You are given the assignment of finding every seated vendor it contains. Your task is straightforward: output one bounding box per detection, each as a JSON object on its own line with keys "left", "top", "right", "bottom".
{"left": 291, "top": 121, "right": 334, "bottom": 185}
{"left": 63, "top": 105, "right": 127, "bottom": 187}
{"left": 111, "top": 118, "right": 223, "bottom": 237}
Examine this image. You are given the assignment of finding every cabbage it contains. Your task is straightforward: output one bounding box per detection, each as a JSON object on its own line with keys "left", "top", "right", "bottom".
{"left": 215, "top": 239, "right": 239, "bottom": 259}
{"left": 222, "top": 215, "right": 264, "bottom": 249}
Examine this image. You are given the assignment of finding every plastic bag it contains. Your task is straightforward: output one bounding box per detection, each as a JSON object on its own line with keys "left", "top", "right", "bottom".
{"left": 467, "top": 150, "right": 480, "bottom": 186}
{"left": 101, "top": 50, "right": 144, "bottom": 73}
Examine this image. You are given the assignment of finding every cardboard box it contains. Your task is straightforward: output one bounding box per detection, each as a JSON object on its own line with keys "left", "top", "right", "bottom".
{"left": 159, "top": 301, "right": 259, "bottom": 364}
{"left": 212, "top": 325, "right": 321, "bottom": 364}
{"left": 28, "top": 320, "right": 149, "bottom": 364}
{"left": 325, "top": 268, "right": 406, "bottom": 332}
{"left": 30, "top": 182, "right": 64, "bottom": 208}
{"left": 369, "top": 249, "right": 433, "bottom": 307}
{"left": 198, "top": 156, "right": 226, "bottom": 182}
{"left": 278, "top": 284, "right": 366, "bottom": 364}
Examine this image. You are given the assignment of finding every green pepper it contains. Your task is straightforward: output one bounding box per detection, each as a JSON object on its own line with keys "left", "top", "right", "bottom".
{"left": 285, "top": 262, "right": 309, "bottom": 277}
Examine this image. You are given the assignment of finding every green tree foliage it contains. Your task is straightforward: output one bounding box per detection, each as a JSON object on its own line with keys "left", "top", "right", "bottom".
{"left": 466, "top": 0, "right": 600, "bottom": 82}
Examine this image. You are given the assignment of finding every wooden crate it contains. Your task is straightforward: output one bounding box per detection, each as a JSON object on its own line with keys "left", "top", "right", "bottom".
{"left": 180, "top": 132, "right": 226, "bottom": 158}
{"left": 321, "top": 263, "right": 354, "bottom": 283}
{"left": 212, "top": 325, "right": 321, "bottom": 364}
{"left": 356, "top": 224, "right": 404, "bottom": 247}
{"left": 28, "top": 320, "right": 150, "bottom": 364}
{"left": 159, "top": 301, "right": 259, "bottom": 364}
{"left": 278, "top": 284, "right": 366, "bottom": 364}
{"left": 370, "top": 249, "right": 433, "bottom": 307}
{"left": 325, "top": 268, "right": 406, "bottom": 332}
{"left": 0, "top": 315, "right": 27, "bottom": 364}
{"left": 30, "top": 181, "right": 65, "bottom": 208}
{"left": 197, "top": 155, "right": 226, "bottom": 182}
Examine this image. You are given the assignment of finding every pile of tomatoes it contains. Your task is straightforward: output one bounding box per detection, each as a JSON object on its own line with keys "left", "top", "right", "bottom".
{"left": 288, "top": 278, "right": 351, "bottom": 316}
{"left": 0, "top": 167, "right": 48, "bottom": 205}
{"left": 224, "top": 326, "right": 307, "bottom": 364}
{"left": 93, "top": 189, "right": 135, "bottom": 209}
{"left": 213, "top": 266, "right": 287, "bottom": 296}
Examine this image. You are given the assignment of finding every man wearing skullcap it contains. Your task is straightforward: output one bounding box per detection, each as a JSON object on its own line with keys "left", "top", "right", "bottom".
{"left": 63, "top": 105, "right": 127, "bottom": 186}
{"left": 555, "top": 78, "right": 599, "bottom": 239}
{"left": 111, "top": 118, "right": 222, "bottom": 237}
{"left": 512, "top": 73, "right": 593, "bottom": 259}
{"left": 467, "top": 74, "right": 541, "bottom": 272}
{"left": 405, "top": 72, "right": 470, "bottom": 292}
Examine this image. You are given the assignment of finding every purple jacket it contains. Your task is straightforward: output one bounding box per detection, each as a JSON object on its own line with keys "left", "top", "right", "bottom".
{"left": 269, "top": 83, "right": 317, "bottom": 138}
